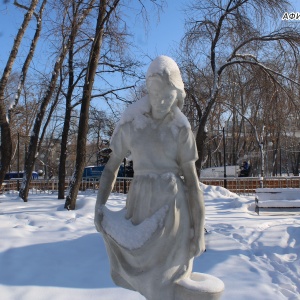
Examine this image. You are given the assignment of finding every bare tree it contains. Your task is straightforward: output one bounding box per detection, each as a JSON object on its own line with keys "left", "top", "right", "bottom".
{"left": 8, "top": 79, "right": 40, "bottom": 171}
{"left": 19, "top": 0, "right": 95, "bottom": 202}
{"left": 56, "top": 0, "right": 94, "bottom": 200}
{"left": 180, "top": 0, "right": 300, "bottom": 175}
{"left": 57, "top": 56, "right": 81, "bottom": 199}
{"left": 0, "top": 0, "right": 39, "bottom": 187}
{"left": 64, "top": 0, "right": 121, "bottom": 210}
{"left": 63, "top": 0, "right": 166, "bottom": 209}
{"left": 56, "top": 0, "right": 147, "bottom": 200}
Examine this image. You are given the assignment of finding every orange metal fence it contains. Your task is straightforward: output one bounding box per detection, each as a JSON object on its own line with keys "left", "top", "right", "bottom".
{"left": 1, "top": 177, "right": 131, "bottom": 195}
{"left": 2, "top": 177, "right": 300, "bottom": 195}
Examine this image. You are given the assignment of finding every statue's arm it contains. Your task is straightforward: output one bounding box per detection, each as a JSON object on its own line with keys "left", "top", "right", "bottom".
{"left": 94, "top": 153, "right": 124, "bottom": 232}
{"left": 182, "top": 161, "right": 205, "bottom": 257}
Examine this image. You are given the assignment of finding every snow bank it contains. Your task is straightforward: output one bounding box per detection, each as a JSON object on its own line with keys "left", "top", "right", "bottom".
{"left": 200, "top": 182, "right": 238, "bottom": 198}
{"left": 1, "top": 189, "right": 300, "bottom": 300}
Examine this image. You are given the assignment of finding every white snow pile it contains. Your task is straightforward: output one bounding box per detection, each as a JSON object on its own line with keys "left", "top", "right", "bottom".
{"left": 101, "top": 204, "right": 169, "bottom": 250}
{"left": 0, "top": 185, "right": 300, "bottom": 300}
{"left": 201, "top": 182, "right": 236, "bottom": 198}
{"left": 201, "top": 182, "right": 245, "bottom": 209}
{"left": 117, "top": 96, "right": 151, "bottom": 130}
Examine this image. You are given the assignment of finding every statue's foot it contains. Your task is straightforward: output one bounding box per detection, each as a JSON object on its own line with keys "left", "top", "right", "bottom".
{"left": 175, "top": 272, "right": 224, "bottom": 300}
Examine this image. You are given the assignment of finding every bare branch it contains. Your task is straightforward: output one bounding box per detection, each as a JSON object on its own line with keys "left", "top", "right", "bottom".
{"left": 228, "top": 28, "right": 300, "bottom": 62}
{"left": 218, "top": 56, "right": 300, "bottom": 87}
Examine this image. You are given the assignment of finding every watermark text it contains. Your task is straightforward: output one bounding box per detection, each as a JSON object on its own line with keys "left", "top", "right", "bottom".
{"left": 282, "top": 12, "right": 300, "bottom": 21}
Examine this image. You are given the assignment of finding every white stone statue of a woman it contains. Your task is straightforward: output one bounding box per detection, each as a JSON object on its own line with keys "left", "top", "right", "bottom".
{"left": 95, "top": 56, "right": 224, "bottom": 300}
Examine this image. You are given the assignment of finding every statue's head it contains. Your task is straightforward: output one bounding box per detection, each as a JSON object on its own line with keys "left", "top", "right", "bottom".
{"left": 146, "top": 56, "right": 186, "bottom": 111}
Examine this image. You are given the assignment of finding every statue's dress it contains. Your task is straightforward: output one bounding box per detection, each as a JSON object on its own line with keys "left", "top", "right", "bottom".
{"left": 99, "top": 98, "right": 198, "bottom": 300}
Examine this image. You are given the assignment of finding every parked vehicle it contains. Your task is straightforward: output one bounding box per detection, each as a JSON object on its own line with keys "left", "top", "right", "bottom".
{"left": 82, "top": 164, "right": 134, "bottom": 180}
{"left": 201, "top": 165, "right": 240, "bottom": 178}
{"left": 82, "top": 166, "right": 105, "bottom": 180}
{"left": 5, "top": 171, "right": 39, "bottom": 180}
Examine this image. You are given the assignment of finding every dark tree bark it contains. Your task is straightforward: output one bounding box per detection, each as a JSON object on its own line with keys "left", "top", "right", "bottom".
{"left": 58, "top": 100, "right": 72, "bottom": 199}
{"left": 292, "top": 143, "right": 300, "bottom": 176}
{"left": 58, "top": 60, "right": 79, "bottom": 199}
{"left": 57, "top": 16, "right": 85, "bottom": 199}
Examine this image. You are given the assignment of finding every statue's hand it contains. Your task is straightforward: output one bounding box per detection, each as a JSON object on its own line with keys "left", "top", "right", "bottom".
{"left": 190, "top": 228, "right": 205, "bottom": 257}
{"left": 94, "top": 205, "right": 105, "bottom": 233}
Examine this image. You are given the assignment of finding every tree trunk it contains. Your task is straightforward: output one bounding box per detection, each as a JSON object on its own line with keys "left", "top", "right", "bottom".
{"left": 272, "top": 135, "right": 280, "bottom": 176}
{"left": 195, "top": 89, "right": 219, "bottom": 177}
{"left": 195, "top": 121, "right": 208, "bottom": 177}
{"left": 0, "top": 121, "right": 12, "bottom": 184}
{"left": 0, "top": 0, "right": 39, "bottom": 188}
{"left": 58, "top": 25, "right": 76, "bottom": 200}
{"left": 58, "top": 102, "right": 72, "bottom": 199}
{"left": 293, "top": 143, "right": 300, "bottom": 176}
{"left": 65, "top": 0, "right": 120, "bottom": 210}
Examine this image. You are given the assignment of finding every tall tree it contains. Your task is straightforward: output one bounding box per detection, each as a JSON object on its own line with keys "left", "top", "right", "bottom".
{"left": 56, "top": 0, "right": 92, "bottom": 200}
{"left": 0, "top": 0, "right": 39, "bottom": 188}
{"left": 64, "top": 0, "right": 121, "bottom": 210}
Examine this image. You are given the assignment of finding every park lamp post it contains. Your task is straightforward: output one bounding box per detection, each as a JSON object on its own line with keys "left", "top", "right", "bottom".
{"left": 266, "top": 141, "right": 273, "bottom": 177}
{"left": 222, "top": 127, "right": 227, "bottom": 189}
{"left": 259, "top": 142, "right": 264, "bottom": 188}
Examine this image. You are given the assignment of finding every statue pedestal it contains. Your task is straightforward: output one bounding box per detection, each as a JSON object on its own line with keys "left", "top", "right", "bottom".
{"left": 175, "top": 272, "right": 224, "bottom": 300}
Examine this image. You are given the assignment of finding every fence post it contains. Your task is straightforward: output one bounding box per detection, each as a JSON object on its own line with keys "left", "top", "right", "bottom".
{"left": 259, "top": 177, "right": 263, "bottom": 188}
{"left": 223, "top": 127, "right": 227, "bottom": 189}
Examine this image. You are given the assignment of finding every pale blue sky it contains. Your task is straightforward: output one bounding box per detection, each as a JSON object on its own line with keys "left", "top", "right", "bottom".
{"left": 0, "top": 0, "right": 186, "bottom": 113}
{"left": 131, "top": 1, "right": 185, "bottom": 61}
{"left": 1, "top": 0, "right": 300, "bottom": 70}
{"left": 0, "top": 0, "right": 186, "bottom": 71}
{"left": 1, "top": 0, "right": 300, "bottom": 110}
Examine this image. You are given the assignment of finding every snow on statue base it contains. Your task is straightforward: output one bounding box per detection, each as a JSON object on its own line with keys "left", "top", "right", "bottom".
{"left": 95, "top": 56, "right": 224, "bottom": 300}
{"left": 175, "top": 273, "right": 224, "bottom": 300}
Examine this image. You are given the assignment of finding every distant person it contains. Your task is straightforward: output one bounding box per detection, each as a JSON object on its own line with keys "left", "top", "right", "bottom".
{"left": 239, "top": 161, "right": 250, "bottom": 177}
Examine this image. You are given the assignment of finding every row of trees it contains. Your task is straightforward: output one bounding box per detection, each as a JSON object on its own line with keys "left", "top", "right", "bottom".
{"left": 183, "top": 56, "right": 300, "bottom": 176}
{"left": 0, "top": 0, "right": 163, "bottom": 209}
{"left": 1, "top": 0, "right": 300, "bottom": 209}
{"left": 8, "top": 106, "right": 112, "bottom": 179}
{"left": 179, "top": 0, "right": 300, "bottom": 176}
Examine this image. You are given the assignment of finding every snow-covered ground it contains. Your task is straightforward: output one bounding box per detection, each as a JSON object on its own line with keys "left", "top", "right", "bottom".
{"left": 0, "top": 184, "right": 299, "bottom": 300}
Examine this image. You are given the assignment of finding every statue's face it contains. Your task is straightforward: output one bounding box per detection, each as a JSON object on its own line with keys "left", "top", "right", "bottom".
{"left": 147, "top": 76, "right": 177, "bottom": 119}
